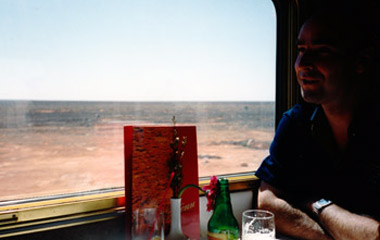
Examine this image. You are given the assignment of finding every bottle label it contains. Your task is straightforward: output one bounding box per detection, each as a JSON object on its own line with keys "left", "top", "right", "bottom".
{"left": 207, "top": 232, "right": 239, "bottom": 240}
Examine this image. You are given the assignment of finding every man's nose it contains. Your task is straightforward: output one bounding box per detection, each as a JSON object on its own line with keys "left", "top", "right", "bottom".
{"left": 295, "top": 51, "right": 314, "bottom": 71}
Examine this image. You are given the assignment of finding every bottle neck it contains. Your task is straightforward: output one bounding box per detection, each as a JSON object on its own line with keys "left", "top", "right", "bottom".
{"left": 216, "top": 187, "right": 230, "bottom": 203}
{"left": 214, "top": 180, "right": 232, "bottom": 210}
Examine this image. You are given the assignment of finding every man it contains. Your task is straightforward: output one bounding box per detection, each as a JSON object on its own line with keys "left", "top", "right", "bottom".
{"left": 255, "top": 8, "right": 380, "bottom": 240}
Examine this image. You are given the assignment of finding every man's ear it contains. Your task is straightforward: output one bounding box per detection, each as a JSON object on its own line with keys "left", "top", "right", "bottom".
{"left": 355, "top": 46, "right": 374, "bottom": 74}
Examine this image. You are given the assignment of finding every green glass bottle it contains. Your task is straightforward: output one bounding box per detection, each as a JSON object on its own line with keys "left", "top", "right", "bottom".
{"left": 207, "top": 178, "right": 240, "bottom": 240}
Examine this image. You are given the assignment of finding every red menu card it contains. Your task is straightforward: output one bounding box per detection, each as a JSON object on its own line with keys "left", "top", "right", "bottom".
{"left": 124, "top": 126, "right": 200, "bottom": 239}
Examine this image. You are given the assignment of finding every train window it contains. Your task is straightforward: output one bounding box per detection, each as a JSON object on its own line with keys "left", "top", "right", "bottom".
{"left": 0, "top": 0, "right": 276, "bottom": 202}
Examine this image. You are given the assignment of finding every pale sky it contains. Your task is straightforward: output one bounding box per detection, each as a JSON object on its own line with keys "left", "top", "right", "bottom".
{"left": 0, "top": 0, "right": 276, "bottom": 102}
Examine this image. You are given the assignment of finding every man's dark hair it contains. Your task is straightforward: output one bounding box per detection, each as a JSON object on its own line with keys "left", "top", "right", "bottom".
{"left": 308, "top": 0, "right": 380, "bottom": 97}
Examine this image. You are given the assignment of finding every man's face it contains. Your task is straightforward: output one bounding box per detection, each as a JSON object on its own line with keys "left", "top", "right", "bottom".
{"left": 294, "top": 18, "right": 356, "bottom": 105}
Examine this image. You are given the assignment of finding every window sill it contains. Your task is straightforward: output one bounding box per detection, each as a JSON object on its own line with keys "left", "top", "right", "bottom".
{"left": 0, "top": 174, "right": 259, "bottom": 238}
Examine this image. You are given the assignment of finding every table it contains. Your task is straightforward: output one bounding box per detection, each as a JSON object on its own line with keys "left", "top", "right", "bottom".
{"left": 277, "top": 233, "right": 298, "bottom": 240}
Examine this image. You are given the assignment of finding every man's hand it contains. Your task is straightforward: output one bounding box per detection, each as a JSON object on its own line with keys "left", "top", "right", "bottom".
{"left": 315, "top": 203, "right": 380, "bottom": 240}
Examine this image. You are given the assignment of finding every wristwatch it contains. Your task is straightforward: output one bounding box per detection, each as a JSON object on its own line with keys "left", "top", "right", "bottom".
{"left": 312, "top": 198, "right": 332, "bottom": 214}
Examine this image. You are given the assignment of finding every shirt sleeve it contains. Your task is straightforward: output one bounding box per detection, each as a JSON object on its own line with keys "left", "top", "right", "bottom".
{"left": 255, "top": 105, "right": 305, "bottom": 189}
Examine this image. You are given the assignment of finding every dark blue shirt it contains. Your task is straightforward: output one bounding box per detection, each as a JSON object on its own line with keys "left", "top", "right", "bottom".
{"left": 255, "top": 103, "right": 380, "bottom": 219}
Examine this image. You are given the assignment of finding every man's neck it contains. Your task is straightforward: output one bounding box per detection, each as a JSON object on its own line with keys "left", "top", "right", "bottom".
{"left": 321, "top": 100, "right": 355, "bottom": 151}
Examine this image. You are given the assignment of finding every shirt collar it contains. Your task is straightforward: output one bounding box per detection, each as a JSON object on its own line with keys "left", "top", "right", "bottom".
{"left": 310, "top": 105, "right": 322, "bottom": 123}
{"left": 309, "top": 105, "right": 359, "bottom": 136}
{"left": 308, "top": 105, "right": 341, "bottom": 163}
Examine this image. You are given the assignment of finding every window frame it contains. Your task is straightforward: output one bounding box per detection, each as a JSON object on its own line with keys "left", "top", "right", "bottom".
{"left": 0, "top": 175, "right": 259, "bottom": 238}
{"left": 0, "top": 0, "right": 300, "bottom": 237}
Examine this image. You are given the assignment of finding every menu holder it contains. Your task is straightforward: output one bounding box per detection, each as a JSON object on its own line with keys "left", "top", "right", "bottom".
{"left": 124, "top": 125, "right": 200, "bottom": 239}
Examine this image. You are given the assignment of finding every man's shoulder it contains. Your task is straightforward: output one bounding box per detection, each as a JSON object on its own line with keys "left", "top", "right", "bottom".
{"left": 274, "top": 103, "right": 317, "bottom": 139}
{"left": 358, "top": 98, "right": 380, "bottom": 123}
{"left": 282, "top": 103, "right": 317, "bottom": 122}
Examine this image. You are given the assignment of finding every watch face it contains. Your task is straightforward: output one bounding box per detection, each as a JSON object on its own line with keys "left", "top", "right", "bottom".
{"left": 314, "top": 198, "right": 332, "bottom": 211}
{"left": 318, "top": 199, "right": 331, "bottom": 206}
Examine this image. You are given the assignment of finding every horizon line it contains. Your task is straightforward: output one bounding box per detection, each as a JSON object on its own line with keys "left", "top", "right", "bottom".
{"left": 0, "top": 99, "right": 275, "bottom": 103}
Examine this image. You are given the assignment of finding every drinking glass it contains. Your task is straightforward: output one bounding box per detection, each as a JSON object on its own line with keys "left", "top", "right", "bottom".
{"left": 242, "top": 209, "right": 275, "bottom": 240}
{"left": 132, "top": 208, "right": 164, "bottom": 240}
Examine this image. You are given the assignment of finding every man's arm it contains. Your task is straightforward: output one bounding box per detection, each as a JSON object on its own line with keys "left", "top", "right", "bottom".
{"left": 257, "top": 181, "right": 333, "bottom": 240}
{"left": 313, "top": 203, "right": 380, "bottom": 240}
{"left": 258, "top": 181, "right": 380, "bottom": 240}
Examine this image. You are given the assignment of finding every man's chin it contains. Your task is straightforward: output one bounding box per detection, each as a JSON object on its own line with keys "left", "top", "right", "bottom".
{"left": 301, "top": 89, "right": 323, "bottom": 104}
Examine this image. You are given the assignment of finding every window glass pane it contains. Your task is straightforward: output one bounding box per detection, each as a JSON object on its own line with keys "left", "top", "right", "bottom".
{"left": 0, "top": 0, "right": 276, "bottom": 201}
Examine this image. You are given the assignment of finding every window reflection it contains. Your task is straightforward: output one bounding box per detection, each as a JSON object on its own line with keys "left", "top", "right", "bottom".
{"left": 0, "top": 0, "right": 276, "bottom": 201}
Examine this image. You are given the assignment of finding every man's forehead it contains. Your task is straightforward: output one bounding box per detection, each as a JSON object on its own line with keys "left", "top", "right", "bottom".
{"left": 296, "top": 19, "right": 345, "bottom": 47}
{"left": 296, "top": 38, "right": 340, "bottom": 46}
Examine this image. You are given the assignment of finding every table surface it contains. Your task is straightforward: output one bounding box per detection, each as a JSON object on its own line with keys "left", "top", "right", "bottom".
{"left": 276, "top": 233, "right": 298, "bottom": 240}
{"left": 200, "top": 234, "right": 297, "bottom": 240}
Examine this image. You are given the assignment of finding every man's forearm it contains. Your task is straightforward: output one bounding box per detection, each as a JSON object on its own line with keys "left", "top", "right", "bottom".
{"left": 317, "top": 204, "right": 380, "bottom": 240}
{"left": 258, "top": 183, "right": 332, "bottom": 240}
{"left": 263, "top": 196, "right": 332, "bottom": 240}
